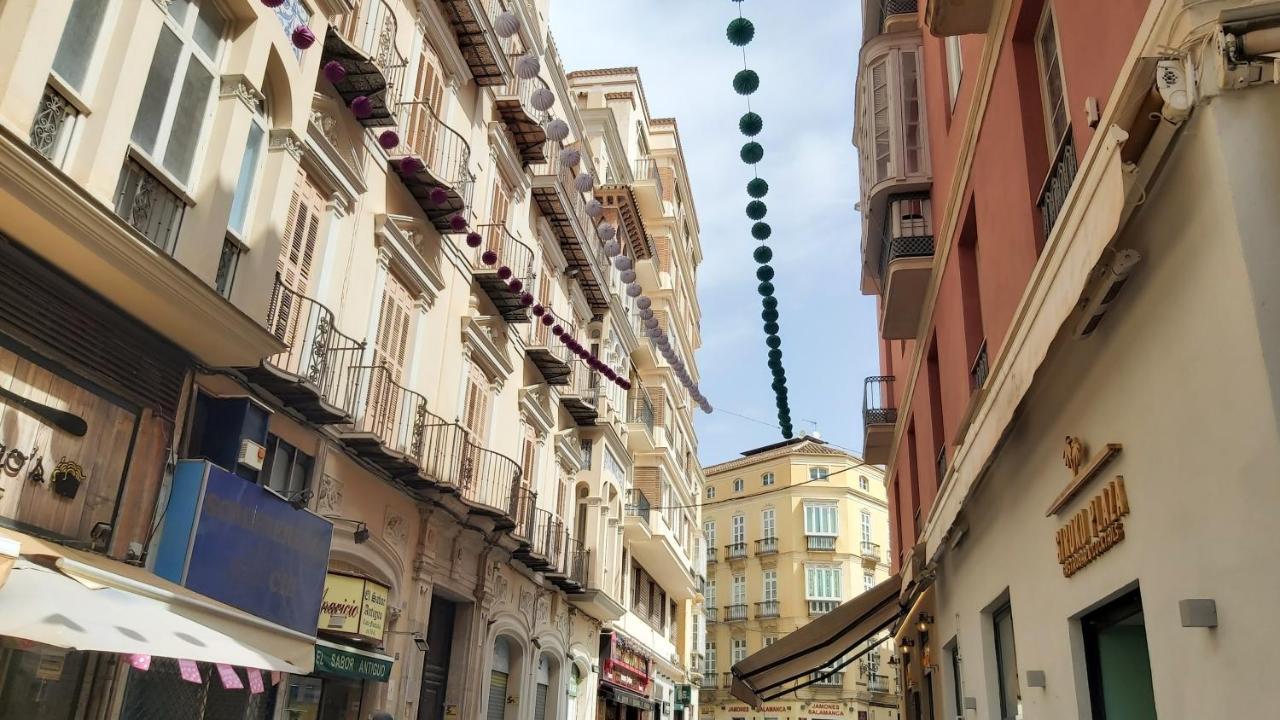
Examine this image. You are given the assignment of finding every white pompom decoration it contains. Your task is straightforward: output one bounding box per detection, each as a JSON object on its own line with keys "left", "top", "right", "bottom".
{"left": 531, "top": 86, "right": 556, "bottom": 112}
{"left": 626, "top": 283, "right": 643, "bottom": 298}
{"left": 614, "top": 255, "right": 633, "bottom": 272}
{"left": 574, "top": 172, "right": 595, "bottom": 193}
{"left": 596, "top": 222, "right": 617, "bottom": 241}
{"left": 603, "top": 240, "right": 621, "bottom": 257}
{"left": 494, "top": 11, "right": 521, "bottom": 38}
{"left": 640, "top": 309, "right": 653, "bottom": 320}
{"left": 621, "top": 270, "right": 637, "bottom": 284}
{"left": 545, "top": 119, "right": 570, "bottom": 142}
{"left": 515, "top": 52, "right": 541, "bottom": 79}
{"left": 558, "top": 147, "right": 581, "bottom": 167}
{"left": 585, "top": 199, "right": 604, "bottom": 218}
{"left": 637, "top": 297, "right": 652, "bottom": 310}
{"left": 644, "top": 317, "right": 658, "bottom": 329}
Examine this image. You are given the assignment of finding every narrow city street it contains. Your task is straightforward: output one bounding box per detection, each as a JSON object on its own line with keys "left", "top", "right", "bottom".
{"left": 0, "top": 0, "right": 1277, "bottom": 719}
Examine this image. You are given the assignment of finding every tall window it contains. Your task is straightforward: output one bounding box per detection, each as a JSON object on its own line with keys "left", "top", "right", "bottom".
{"left": 859, "top": 474, "right": 869, "bottom": 491}
{"left": 730, "top": 514, "right": 745, "bottom": 545}
{"left": 228, "top": 89, "right": 269, "bottom": 237}
{"left": 901, "top": 50, "right": 923, "bottom": 174}
{"left": 706, "top": 485, "right": 716, "bottom": 499}
{"left": 705, "top": 644, "right": 716, "bottom": 676}
{"left": 762, "top": 472, "right": 775, "bottom": 486}
{"left": 52, "top": 0, "right": 110, "bottom": 91}
{"left": 809, "top": 467, "right": 829, "bottom": 482}
{"left": 761, "top": 508, "right": 776, "bottom": 539}
{"left": 861, "top": 510, "right": 872, "bottom": 543}
{"left": 946, "top": 36, "right": 964, "bottom": 107}
{"left": 732, "top": 477, "right": 744, "bottom": 493}
{"left": 731, "top": 574, "right": 746, "bottom": 605}
{"left": 131, "top": 0, "right": 227, "bottom": 185}
{"left": 947, "top": 639, "right": 964, "bottom": 720}
{"left": 731, "top": 639, "right": 748, "bottom": 665}
{"left": 762, "top": 570, "right": 777, "bottom": 602}
{"left": 993, "top": 604, "right": 1021, "bottom": 720}
{"left": 1035, "top": 4, "right": 1069, "bottom": 150}
{"left": 870, "top": 58, "right": 891, "bottom": 180}
{"left": 804, "top": 503, "right": 839, "bottom": 536}
{"left": 462, "top": 363, "right": 492, "bottom": 440}
{"left": 864, "top": 572, "right": 875, "bottom": 592}
{"left": 805, "top": 566, "right": 842, "bottom": 601}
{"left": 705, "top": 579, "right": 716, "bottom": 608}
{"left": 704, "top": 520, "right": 716, "bottom": 548}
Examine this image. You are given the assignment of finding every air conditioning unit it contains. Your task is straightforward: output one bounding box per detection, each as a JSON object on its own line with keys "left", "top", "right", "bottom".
{"left": 1072, "top": 249, "right": 1142, "bottom": 339}
{"left": 238, "top": 439, "right": 267, "bottom": 471}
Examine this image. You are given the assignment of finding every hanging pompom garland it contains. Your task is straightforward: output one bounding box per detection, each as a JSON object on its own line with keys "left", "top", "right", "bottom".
{"left": 466, "top": 232, "right": 483, "bottom": 248}
{"left": 291, "top": 25, "right": 316, "bottom": 50}
{"left": 514, "top": 52, "right": 541, "bottom": 79}
{"left": 494, "top": 11, "right": 521, "bottom": 38}
{"left": 350, "top": 95, "right": 373, "bottom": 119}
{"left": 531, "top": 86, "right": 557, "bottom": 112}
{"left": 261, "top": 0, "right": 286, "bottom": 7}
{"left": 559, "top": 147, "right": 582, "bottom": 167}
{"left": 574, "top": 172, "right": 595, "bottom": 193}
{"left": 322, "top": 60, "right": 347, "bottom": 85}
{"left": 378, "top": 130, "right": 400, "bottom": 150}
{"left": 398, "top": 156, "right": 424, "bottom": 175}
{"left": 596, "top": 222, "right": 617, "bottom": 241}
{"left": 730, "top": 0, "right": 791, "bottom": 437}
{"left": 585, "top": 199, "right": 604, "bottom": 218}
{"left": 545, "top": 119, "right": 571, "bottom": 142}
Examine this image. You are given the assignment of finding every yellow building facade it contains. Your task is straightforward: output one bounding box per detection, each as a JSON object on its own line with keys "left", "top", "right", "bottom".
{"left": 701, "top": 438, "right": 897, "bottom": 720}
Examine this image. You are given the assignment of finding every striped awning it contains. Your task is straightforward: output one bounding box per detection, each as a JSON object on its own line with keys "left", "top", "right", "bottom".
{"left": 730, "top": 574, "right": 902, "bottom": 707}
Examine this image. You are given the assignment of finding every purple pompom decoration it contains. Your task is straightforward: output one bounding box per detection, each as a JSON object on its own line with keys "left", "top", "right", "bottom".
{"left": 541, "top": 314, "right": 554, "bottom": 327}
{"left": 508, "top": 278, "right": 524, "bottom": 293}
{"left": 449, "top": 215, "right": 467, "bottom": 232}
{"left": 532, "top": 304, "right": 546, "bottom": 316}
{"left": 291, "top": 25, "right": 316, "bottom": 49}
{"left": 398, "top": 156, "right": 424, "bottom": 175}
{"left": 519, "top": 292, "right": 534, "bottom": 306}
{"left": 323, "top": 60, "right": 347, "bottom": 85}
{"left": 378, "top": 130, "right": 400, "bottom": 149}
{"left": 262, "top": 0, "right": 287, "bottom": 7}
{"left": 351, "top": 96, "right": 373, "bottom": 118}
{"left": 497, "top": 266, "right": 513, "bottom": 280}
{"left": 466, "top": 232, "right": 483, "bottom": 248}
{"left": 552, "top": 325, "right": 564, "bottom": 336}
{"left": 430, "top": 187, "right": 450, "bottom": 206}
{"left": 481, "top": 250, "right": 498, "bottom": 266}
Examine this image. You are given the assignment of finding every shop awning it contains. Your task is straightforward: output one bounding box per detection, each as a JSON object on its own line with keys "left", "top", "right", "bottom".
{"left": 730, "top": 574, "right": 902, "bottom": 707}
{"left": 0, "top": 528, "right": 314, "bottom": 673}
{"left": 599, "top": 683, "right": 655, "bottom": 711}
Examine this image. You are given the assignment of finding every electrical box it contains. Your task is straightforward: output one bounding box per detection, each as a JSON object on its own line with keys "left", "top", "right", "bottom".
{"left": 238, "top": 439, "right": 267, "bottom": 471}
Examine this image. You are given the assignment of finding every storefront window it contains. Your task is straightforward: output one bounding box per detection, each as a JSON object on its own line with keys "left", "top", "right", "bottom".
{"left": 1082, "top": 590, "right": 1157, "bottom": 720}
{"left": 119, "top": 657, "right": 275, "bottom": 720}
{"left": 0, "top": 646, "right": 91, "bottom": 720}
{"left": 992, "top": 604, "right": 1021, "bottom": 720}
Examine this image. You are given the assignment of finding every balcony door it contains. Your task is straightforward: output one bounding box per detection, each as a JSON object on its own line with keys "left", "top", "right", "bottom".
{"left": 270, "top": 169, "right": 324, "bottom": 361}
{"left": 368, "top": 271, "right": 413, "bottom": 441}
{"left": 417, "top": 597, "right": 457, "bottom": 720}
{"left": 409, "top": 37, "right": 444, "bottom": 168}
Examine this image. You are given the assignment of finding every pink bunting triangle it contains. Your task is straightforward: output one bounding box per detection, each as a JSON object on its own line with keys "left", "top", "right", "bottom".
{"left": 127, "top": 654, "right": 151, "bottom": 671}
{"left": 246, "top": 668, "right": 265, "bottom": 694}
{"left": 216, "top": 663, "right": 243, "bottom": 690}
{"left": 178, "top": 659, "right": 201, "bottom": 684}
{"left": 270, "top": 671, "right": 282, "bottom": 686}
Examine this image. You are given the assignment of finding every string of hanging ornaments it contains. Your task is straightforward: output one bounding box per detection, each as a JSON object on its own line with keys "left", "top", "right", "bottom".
{"left": 728, "top": 0, "right": 791, "bottom": 438}
{"left": 272, "top": 0, "right": 709, "bottom": 406}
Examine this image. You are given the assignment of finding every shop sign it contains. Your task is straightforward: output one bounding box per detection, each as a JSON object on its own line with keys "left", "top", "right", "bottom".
{"left": 154, "top": 460, "right": 333, "bottom": 634}
{"left": 808, "top": 701, "right": 846, "bottom": 718}
{"left": 313, "top": 642, "right": 393, "bottom": 682}
{"left": 319, "top": 573, "right": 390, "bottom": 641}
{"left": 674, "top": 684, "right": 692, "bottom": 709}
{"left": 718, "top": 703, "right": 794, "bottom": 717}
{"left": 1056, "top": 476, "right": 1130, "bottom": 577}
{"left": 599, "top": 631, "right": 651, "bottom": 694}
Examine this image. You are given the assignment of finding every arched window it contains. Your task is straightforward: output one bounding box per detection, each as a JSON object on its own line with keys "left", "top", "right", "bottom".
{"left": 534, "top": 654, "right": 555, "bottom": 720}
{"left": 228, "top": 83, "right": 270, "bottom": 238}
{"left": 566, "top": 663, "right": 583, "bottom": 720}
{"left": 487, "top": 637, "right": 515, "bottom": 720}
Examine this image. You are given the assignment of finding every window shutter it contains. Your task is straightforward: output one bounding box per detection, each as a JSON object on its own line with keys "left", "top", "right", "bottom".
{"left": 871, "top": 60, "right": 892, "bottom": 181}
{"left": 486, "top": 672, "right": 508, "bottom": 720}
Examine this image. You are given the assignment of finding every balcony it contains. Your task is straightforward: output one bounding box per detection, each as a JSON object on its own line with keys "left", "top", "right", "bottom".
{"left": 336, "top": 364, "right": 432, "bottom": 477}
{"left": 595, "top": 184, "right": 656, "bottom": 260}
{"left": 704, "top": 607, "right": 718, "bottom": 623}
{"left": 437, "top": 0, "right": 516, "bottom": 86}
{"left": 755, "top": 600, "right": 780, "bottom": 619}
{"left": 701, "top": 675, "right": 718, "bottom": 690}
{"left": 877, "top": 194, "right": 935, "bottom": 339}
{"left": 241, "top": 275, "right": 365, "bottom": 425}
{"left": 806, "top": 535, "right": 837, "bottom": 552}
{"left": 868, "top": 674, "right": 891, "bottom": 694}
{"left": 468, "top": 224, "right": 535, "bottom": 323}
{"left": 631, "top": 157, "right": 665, "bottom": 219}
{"left": 625, "top": 488, "right": 652, "bottom": 521}
{"left": 1038, "top": 132, "right": 1078, "bottom": 244}
{"left": 860, "top": 541, "right": 882, "bottom": 568}
{"left": 324, "top": 2, "right": 407, "bottom": 128}
{"left": 865, "top": 0, "right": 920, "bottom": 43}
{"left": 724, "top": 543, "right": 747, "bottom": 562}
{"left": 925, "top": 0, "right": 994, "bottom": 36}
{"left": 810, "top": 671, "right": 845, "bottom": 688}
{"left": 706, "top": 546, "right": 717, "bottom": 564}
{"left": 550, "top": 539, "right": 589, "bottom": 594}
{"left": 495, "top": 64, "right": 549, "bottom": 164}
{"left": 522, "top": 319, "right": 573, "bottom": 385}
{"left": 809, "top": 600, "right": 839, "bottom": 616}
{"left": 970, "top": 338, "right": 990, "bottom": 392}
{"left": 389, "top": 101, "right": 475, "bottom": 234}
{"left": 114, "top": 157, "right": 185, "bottom": 254}
{"left": 755, "top": 537, "right": 778, "bottom": 556}
{"left": 514, "top": 507, "right": 566, "bottom": 571}
{"left": 560, "top": 370, "right": 600, "bottom": 426}
{"left": 723, "top": 604, "right": 747, "bottom": 622}
{"left": 625, "top": 490, "right": 698, "bottom": 600}
{"left": 862, "top": 375, "right": 897, "bottom": 465}
{"left": 530, "top": 143, "right": 609, "bottom": 312}
{"left": 722, "top": 672, "right": 735, "bottom": 689}
{"left": 626, "top": 384, "right": 656, "bottom": 450}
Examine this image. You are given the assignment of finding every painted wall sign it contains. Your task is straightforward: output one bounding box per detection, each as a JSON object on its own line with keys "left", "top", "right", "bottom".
{"left": 319, "top": 572, "right": 390, "bottom": 641}
{"left": 1055, "top": 476, "right": 1130, "bottom": 577}
{"left": 155, "top": 460, "right": 333, "bottom": 634}
{"left": 313, "top": 642, "right": 393, "bottom": 682}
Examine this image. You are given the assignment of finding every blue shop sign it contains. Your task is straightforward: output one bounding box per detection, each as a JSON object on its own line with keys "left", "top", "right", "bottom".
{"left": 154, "top": 459, "right": 333, "bottom": 635}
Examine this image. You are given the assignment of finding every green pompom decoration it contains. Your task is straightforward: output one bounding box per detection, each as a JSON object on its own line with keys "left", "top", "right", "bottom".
{"left": 758, "top": 281, "right": 775, "bottom": 297}
{"left": 740, "top": 142, "right": 764, "bottom": 164}
{"left": 733, "top": 69, "right": 760, "bottom": 95}
{"left": 726, "top": 17, "right": 755, "bottom": 46}
{"left": 747, "top": 177, "right": 769, "bottom": 198}
{"left": 753, "top": 245, "right": 773, "bottom": 264}
{"left": 762, "top": 308, "right": 779, "bottom": 322}
{"left": 746, "top": 200, "right": 767, "bottom": 220}
{"left": 768, "top": 349, "right": 782, "bottom": 361}
{"left": 739, "top": 111, "right": 764, "bottom": 137}
{"left": 766, "top": 335, "right": 782, "bottom": 349}
{"left": 756, "top": 265, "right": 774, "bottom": 282}
{"left": 768, "top": 357, "right": 782, "bottom": 370}
{"left": 762, "top": 296, "right": 778, "bottom": 310}
{"left": 781, "top": 430, "right": 794, "bottom": 439}
{"left": 763, "top": 321, "right": 779, "bottom": 335}
{"left": 752, "top": 222, "right": 772, "bottom": 240}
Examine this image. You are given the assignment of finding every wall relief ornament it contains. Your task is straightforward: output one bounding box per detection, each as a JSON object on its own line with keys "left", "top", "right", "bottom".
{"left": 316, "top": 474, "right": 344, "bottom": 514}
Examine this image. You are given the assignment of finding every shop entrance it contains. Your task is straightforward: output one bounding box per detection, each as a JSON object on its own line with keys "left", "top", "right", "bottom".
{"left": 417, "top": 597, "right": 457, "bottom": 720}
{"left": 1082, "top": 590, "right": 1158, "bottom": 720}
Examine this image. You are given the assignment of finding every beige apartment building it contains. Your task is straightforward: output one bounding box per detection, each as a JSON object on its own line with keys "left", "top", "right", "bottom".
{"left": 701, "top": 437, "right": 897, "bottom": 720}
{"left": 0, "top": 1, "right": 703, "bottom": 720}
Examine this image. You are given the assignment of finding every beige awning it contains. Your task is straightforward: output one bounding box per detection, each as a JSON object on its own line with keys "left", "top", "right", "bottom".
{"left": 0, "top": 528, "right": 314, "bottom": 672}
{"left": 730, "top": 574, "right": 903, "bottom": 707}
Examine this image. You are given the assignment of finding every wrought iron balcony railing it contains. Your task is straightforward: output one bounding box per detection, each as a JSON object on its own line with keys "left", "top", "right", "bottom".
{"left": 724, "top": 543, "right": 747, "bottom": 561}
{"left": 628, "top": 384, "right": 655, "bottom": 433}
{"left": 755, "top": 537, "right": 778, "bottom": 556}
{"left": 1038, "top": 130, "right": 1078, "bottom": 243}
{"left": 860, "top": 541, "right": 882, "bottom": 562}
{"left": 704, "top": 607, "right": 718, "bottom": 623}
{"left": 472, "top": 224, "right": 536, "bottom": 282}
{"left": 755, "top": 600, "right": 780, "bottom": 619}
{"left": 342, "top": 364, "right": 432, "bottom": 459}
{"left": 724, "top": 604, "right": 748, "bottom": 622}
{"left": 706, "top": 546, "right": 718, "bottom": 564}
{"left": 114, "top": 157, "right": 185, "bottom": 253}
{"left": 30, "top": 85, "right": 78, "bottom": 165}
{"left": 811, "top": 671, "right": 844, "bottom": 687}
{"left": 878, "top": 217, "right": 935, "bottom": 282}
{"left": 392, "top": 100, "right": 475, "bottom": 208}
{"left": 700, "top": 675, "right": 718, "bottom": 689}
{"left": 264, "top": 274, "right": 365, "bottom": 409}
{"left": 881, "top": 0, "right": 918, "bottom": 16}
{"left": 806, "top": 535, "right": 837, "bottom": 551}
{"left": 863, "top": 375, "right": 898, "bottom": 426}
{"left": 329, "top": 0, "right": 408, "bottom": 127}
{"left": 417, "top": 417, "right": 524, "bottom": 521}
{"left": 868, "top": 674, "right": 891, "bottom": 693}
{"left": 808, "top": 599, "right": 839, "bottom": 616}
{"left": 970, "top": 338, "right": 990, "bottom": 392}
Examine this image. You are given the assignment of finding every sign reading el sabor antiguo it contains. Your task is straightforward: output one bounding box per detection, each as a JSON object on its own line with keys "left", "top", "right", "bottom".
{"left": 1056, "top": 476, "right": 1130, "bottom": 577}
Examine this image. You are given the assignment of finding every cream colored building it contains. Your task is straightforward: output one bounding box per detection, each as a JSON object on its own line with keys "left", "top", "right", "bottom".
{"left": 0, "top": 1, "right": 702, "bottom": 719}
{"left": 701, "top": 438, "right": 897, "bottom": 720}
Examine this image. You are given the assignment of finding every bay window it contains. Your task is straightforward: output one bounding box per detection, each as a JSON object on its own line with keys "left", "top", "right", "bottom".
{"left": 804, "top": 503, "right": 839, "bottom": 536}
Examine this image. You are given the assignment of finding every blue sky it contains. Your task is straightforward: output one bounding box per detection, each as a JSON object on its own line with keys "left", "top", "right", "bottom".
{"left": 550, "top": 0, "right": 880, "bottom": 467}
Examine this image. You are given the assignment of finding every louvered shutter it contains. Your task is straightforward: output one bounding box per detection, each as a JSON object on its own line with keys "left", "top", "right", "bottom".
{"left": 486, "top": 672, "right": 508, "bottom": 720}
{"left": 410, "top": 38, "right": 444, "bottom": 166}
{"left": 273, "top": 171, "right": 323, "bottom": 367}
{"left": 369, "top": 272, "right": 413, "bottom": 438}
{"left": 533, "top": 683, "right": 549, "bottom": 720}
{"left": 871, "top": 60, "right": 892, "bottom": 181}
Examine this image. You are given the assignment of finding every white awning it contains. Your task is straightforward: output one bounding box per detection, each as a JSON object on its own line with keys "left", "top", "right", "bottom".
{"left": 731, "top": 574, "right": 902, "bottom": 707}
{"left": 0, "top": 528, "right": 314, "bottom": 673}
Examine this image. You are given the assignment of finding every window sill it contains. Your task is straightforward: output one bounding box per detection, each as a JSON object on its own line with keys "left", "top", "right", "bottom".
{"left": 126, "top": 145, "right": 197, "bottom": 207}
{"left": 47, "top": 72, "right": 92, "bottom": 117}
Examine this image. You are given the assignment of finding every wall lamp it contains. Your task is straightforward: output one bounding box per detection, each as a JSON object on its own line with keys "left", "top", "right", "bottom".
{"left": 325, "top": 516, "right": 370, "bottom": 544}
{"left": 917, "top": 613, "right": 934, "bottom": 632}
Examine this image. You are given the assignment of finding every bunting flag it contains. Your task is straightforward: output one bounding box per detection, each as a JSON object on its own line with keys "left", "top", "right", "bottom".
{"left": 127, "top": 654, "right": 151, "bottom": 672}
{"left": 247, "top": 668, "right": 266, "bottom": 695}
{"left": 216, "top": 663, "right": 244, "bottom": 690}
{"left": 178, "top": 659, "right": 202, "bottom": 684}
{"left": 727, "top": 0, "right": 791, "bottom": 437}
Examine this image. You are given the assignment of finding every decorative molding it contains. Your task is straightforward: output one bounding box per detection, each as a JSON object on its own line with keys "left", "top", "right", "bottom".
{"left": 486, "top": 124, "right": 530, "bottom": 200}
{"left": 519, "top": 385, "right": 555, "bottom": 438}
{"left": 219, "top": 75, "right": 264, "bottom": 114}
{"left": 314, "top": 0, "right": 357, "bottom": 16}
{"left": 317, "top": 474, "right": 344, "bottom": 514}
{"left": 374, "top": 213, "right": 445, "bottom": 308}
{"left": 555, "top": 430, "right": 583, "bottom": 474}
{"left": 268, "top": 128, "right": 305, "bottom": 162}
{"left": 462, "top": 316, "right": 515, "bottom": 385}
